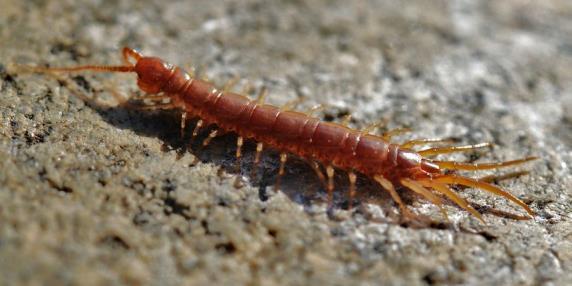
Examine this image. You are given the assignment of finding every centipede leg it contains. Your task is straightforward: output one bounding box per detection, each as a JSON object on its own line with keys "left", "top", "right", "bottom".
{"left": 242, "top": 82, "right": 254, "bottom": 97}
{"left": 373, "top": 175, "right": 414, "bottom": 220}
{"left": 431, "top": 156, "right": 537, "bottom": 171}
{"left": 196, "top": 63, "right": 210, "bottom": 82}
{"left": 382, "top": 127, "right": 412, "bottom": 141}
{"left": 417, "top": 142, "right": 492, "bottom": 156}
{"left": 192, "top": 119, "right": 204, "bottom": 139}
{"left": 282, "top": 97, "right": 306, "bottom": 111}
{"left": 326, "top": 165, "right": 335, "bottom": 208}
{"left": 306, "top": 104, "right": 326, "bottom": 116}
{"left": 400, "top": 138, "right": 457, "bottom": 149}
{"left": 202, "top": 129, "right": 219, "bottom": 147}
{"left": 400, "top": 178, "right": 449, "bottom": 222}
{"left": 417, "top": 179, "right": 484, "bottom": 223}
{"left": 180, "top": 112, "right": 187, "bottom": 138}
{"left": 476, "top": 171, "right": 530, "bottom": 184}
{"left": 254, "top": 87, "right": 268, "bottom": 105}
{"left": 233, "top": 136, "right": 245, "bottom": 188}
{"left": 361, "top": 119, "right": 388, "bottom": 134}
{"left": 348, "top": 171, "right": 357, "bottom": 210}
{"left": 223, "top": 75, "right": 240, "bottom": 92}
{"left": 251, "top": 142, "right": 264, "bottom": 179}
{"left": 274, "top": 153, "right": 288, "bottom": 191}
{"left": 433, "top": 175, "right": 534, "bottom": 216}
{"left": 340, "top": 114, "right": 352, "bottom": 126}
{"left": 309, "top": 161, "right": 327, "bottom": 189}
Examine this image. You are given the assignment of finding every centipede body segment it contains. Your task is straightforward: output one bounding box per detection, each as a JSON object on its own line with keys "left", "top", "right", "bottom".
{"left": 22, "top": 47, "right": 538, "bottom": 223}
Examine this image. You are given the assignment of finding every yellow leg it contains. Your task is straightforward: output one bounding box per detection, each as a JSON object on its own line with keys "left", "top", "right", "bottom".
{"left": 180, "top": 112, "right": 187, "bottom": 138}
{"left": 382, "top": 127, "right": 412, "bottom": 141}
{"left": 256, "top": 86, "right": 268, "bottom": 104}
{"left": 223, "top": 76, "right": 240, "bottom": 92}
{"left": 400, "top": 138, "right": 457, "bottom": 149}
{"left": 418, "top": 142, "right": 492, "bottom": 156}
{"left": 432, "top": 157, "right": 537, "bottom": 171}
{"left": 373, "top": 175, "right": 414, "bottom": 220}
{"left": 417, "top": 179, "right": 484, "bottom": 223}
{"left": 326, "top": 165, "right": 335, "bottom": 207}
{"left": 281, "top": 97, "right": 306, "bottom": 111}
{"left": 309, "top": 161, "right": 327, "bottom": 189}
{"left": 348, "top": 171, "right": 357, "bottom": 210}
{"left": 434, "top": 175, "right": 534, "bottom": 216}
{"left": 340, "top": 114, "right": 352, "bottom": 126}
{"left": 274, "top": 153, "right": 288, "bottom": 191}
{"left": 361, "top": 119, "right": 388, "bottom": 135}
{"left": 251, "top": 142, "right": 264, "bottom": 179}
{"left": 202, "top": 129, "right": 219, "bottom": 147}
{"left": 306, "top": 104, "right": 326, "bottom": 116}
{"left": 400, "top": 178, "right": 449, "bottom": 222}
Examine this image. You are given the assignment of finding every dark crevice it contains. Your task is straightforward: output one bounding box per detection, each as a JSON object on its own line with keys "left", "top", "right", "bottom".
{"left": 39, "top": 168, "right": 73, "bottom": 194}
{"left": 163, "top": 197, "right": 192, "bottom": 220}
{"left": 215, "top": 242, "right": 237, "bottom": 254}
{"left": 98, "top": 234, "right": 130, "bottom": 250}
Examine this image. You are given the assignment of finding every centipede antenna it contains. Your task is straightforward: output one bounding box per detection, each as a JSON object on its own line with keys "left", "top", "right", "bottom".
{"left": 19, "top": 64, "right": 135, "bottom": 74}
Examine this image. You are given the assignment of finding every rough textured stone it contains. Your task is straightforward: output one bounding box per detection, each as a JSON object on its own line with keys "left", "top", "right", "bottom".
{"left": 1, "top": 0, "right": 570, "bottom": 285}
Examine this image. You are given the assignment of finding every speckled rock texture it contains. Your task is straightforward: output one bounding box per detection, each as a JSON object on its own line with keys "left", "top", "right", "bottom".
{"left": 1, "top": 0, "right": 571, "bottom": 285}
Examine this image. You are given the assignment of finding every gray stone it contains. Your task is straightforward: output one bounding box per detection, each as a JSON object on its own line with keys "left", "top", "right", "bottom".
{"left": 0, "top": 0, "right": 570, "bottom": 285}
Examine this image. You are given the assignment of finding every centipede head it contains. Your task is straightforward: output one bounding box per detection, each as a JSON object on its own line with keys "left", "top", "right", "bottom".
{"left": 133, "top": 57, "right": 175, "bottom": 94}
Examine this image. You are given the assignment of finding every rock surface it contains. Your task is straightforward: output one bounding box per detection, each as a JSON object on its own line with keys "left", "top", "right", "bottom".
{"left": 1, "top": 0, "right": 571, "bottom": 285}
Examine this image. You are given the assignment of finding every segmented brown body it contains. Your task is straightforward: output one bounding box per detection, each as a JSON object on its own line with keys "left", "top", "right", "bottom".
{"left": 136, "top": 56, "right": 437, "bottom": 181}
{"left": 26, "top": 47, "right": 538, "bottom": 223}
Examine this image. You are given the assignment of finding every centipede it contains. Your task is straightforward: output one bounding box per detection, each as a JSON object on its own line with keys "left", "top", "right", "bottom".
{"left": 19, "top": 47, "right": 537, "bottom": 223}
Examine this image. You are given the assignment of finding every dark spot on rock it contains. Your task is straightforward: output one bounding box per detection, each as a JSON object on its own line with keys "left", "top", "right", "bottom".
{"left": 72, "top": 75, "right": 92, "bottom": 91}
{"left": 163, "top": 197, "right": 191, "bottom": 219}
{"left": 133, "top": 211, "right": 152, "bottom": 226}
{"left": 268, "top": 229, "right": 277, "bottom": 238}
{"left": 477, "top": 231, "right": 497, "bottom": 242}
{"left": 98, "top": 234, "right": 130, "bottom": 250}
{"left": 258, "top": 185, "right": 269, "bottom": 202}
{"left": 162, "top": 178, "right": 177, "bottom": 193}
{"left": 215, "top": 242, "right": 236, "bottom": 254}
